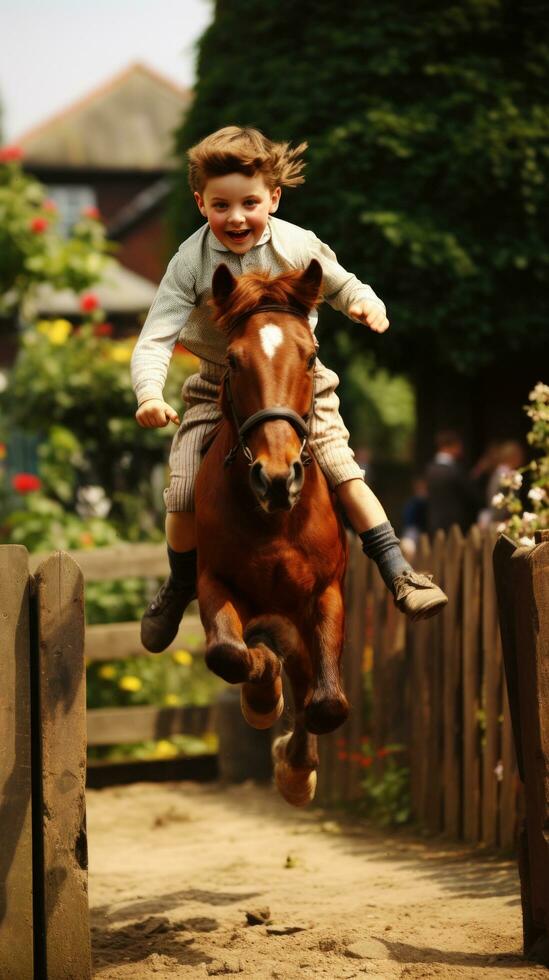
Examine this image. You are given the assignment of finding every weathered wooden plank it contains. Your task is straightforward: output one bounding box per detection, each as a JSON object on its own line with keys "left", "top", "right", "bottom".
{"left": 87, "top": 703, "right": 214, "bottom": 746}
{"left": 462, "top": 525, "right": 482, "bottom": 843}
{"left": 85, "top": 615, "right": 206, "bottom": 661}
{"left": 442, "top": 525, "right": 464, "bottom": 839}
{"left": 342, "top": 534, "right": 368, "bottom": 802}
{"left": 481, "top": 529, "right": 502, "bottom": 848}
{"left": 0, "top": 545, "right": 34, "bottom": 980}
{"left": 425, "top": 529, "right": 445, "bottom": 835}
{"left": 34, "top": 552, "right": 91, "bottom": 980}
{"left": 30, "top": 542, "right": 168, "bottom": 582}
{"left": 510, "top": 532, "right": 549, "bottom": 961}
{"left": 410, "top": 534, "right": 433, "bottom": 828}
{"left": 493, "top": 533, "right": 524, "bottom": 780}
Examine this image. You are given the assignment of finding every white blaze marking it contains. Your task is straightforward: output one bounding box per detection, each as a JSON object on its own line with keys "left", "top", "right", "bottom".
{"left": 259, "top": 323, "right": 284, "bottom": 359}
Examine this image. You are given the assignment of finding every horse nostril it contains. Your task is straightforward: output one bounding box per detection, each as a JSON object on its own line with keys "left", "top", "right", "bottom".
{"left": 250, "top": 461, "right": 270, "bottom": 498}
{"left": 287, "top": 460, "right": 305, "bottom": 494}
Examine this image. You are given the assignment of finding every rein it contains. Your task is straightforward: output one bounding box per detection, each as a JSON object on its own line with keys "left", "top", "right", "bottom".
{"left": 222, "top": 304, "right": 314, "bottom": 468}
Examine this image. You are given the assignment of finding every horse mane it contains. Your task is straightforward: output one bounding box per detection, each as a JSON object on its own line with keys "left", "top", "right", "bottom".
{"left": 211, "top": 268, "right": 323, "bottom": 335}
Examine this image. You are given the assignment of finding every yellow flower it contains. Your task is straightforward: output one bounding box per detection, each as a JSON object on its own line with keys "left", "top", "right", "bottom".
{"left": 109, "top": 343, "right": 132, "bottom": 363}
{"left": 154, "top": 739, "right": 178, "bottom": 758}
{"left": 164, "top": 693, "right": 180, "bottom": 706}
{"left": 172, "top": 649, "right": 192, "bottom": 666}
{"left": 37, "top": 319, "right": 72, "bottom": 345}
{"left": 98, "top": 664, "right": 116, "bottom": 680}
{"left": 118, "top": 675, "right": 142, "bottom": 692}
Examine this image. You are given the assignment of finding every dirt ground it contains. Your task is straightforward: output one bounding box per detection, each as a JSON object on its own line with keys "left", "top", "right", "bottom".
{"left": 87, "top": 780, "right": 545, "bottom": 980}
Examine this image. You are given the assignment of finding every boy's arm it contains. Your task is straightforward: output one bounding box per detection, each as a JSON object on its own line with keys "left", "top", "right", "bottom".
{"left": 130, "top": 249, "right": 196, "bottom": 406}
{"left": 304, "top": 232, "right": 388, "bottom": 330}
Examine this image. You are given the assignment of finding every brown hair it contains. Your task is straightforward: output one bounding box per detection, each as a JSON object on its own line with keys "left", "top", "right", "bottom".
{"left": 187, "top": 126, "right": 307, "bottom": 193}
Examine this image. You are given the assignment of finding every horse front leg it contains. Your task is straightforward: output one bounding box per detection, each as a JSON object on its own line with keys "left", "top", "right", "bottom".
{"left": 272, "top": 650, "right": 319, "bottom": 807}
{"left": 305, "top": 582, "right": 349, "bottom": 735}
{"left": 198, "top": 572, "right": 282, "bottom": 725}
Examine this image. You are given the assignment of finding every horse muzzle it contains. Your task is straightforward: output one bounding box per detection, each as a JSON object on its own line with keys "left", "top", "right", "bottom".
{"left": 249, "top": 459, "right": 305, "bottom": 512}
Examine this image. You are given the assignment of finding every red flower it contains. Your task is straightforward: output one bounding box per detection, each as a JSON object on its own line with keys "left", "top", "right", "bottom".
{"left": 30, "top": 216, "right": 48, "bottom": 233}
{"left": 93, "top": 322, "right": 113, "bottom": 337}
{"left": 82, "top": 206, "right": 100, "bottom": 220}
{"left": 0, "top": 145, "right": 23, "bottom": 163}
{"left": 360, "top": 756, "right": 374, "bottom": 768}
{"left": 12, "top": 473, "right": 41, "bottom": 494}
{"left": 377, "top": 747, "right": 391, "bottom": 759}
{"left": 43, "top": 199, "right": 58, "bottom": 212}
{"left": 80, "top": 293, "right": 99, "bottom": 312}
{"left": 337, "top": 751, "right": 348, "bottom": 761}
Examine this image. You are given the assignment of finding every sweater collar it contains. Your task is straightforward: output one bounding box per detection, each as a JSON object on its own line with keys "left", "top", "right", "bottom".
{"left": 208, "top": 220, "right": 272, "bottom": 252}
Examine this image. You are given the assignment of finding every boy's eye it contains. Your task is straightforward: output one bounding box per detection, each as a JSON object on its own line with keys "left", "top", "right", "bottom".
{"left": 244, "top": 199, "right": 257, "bottom": 207}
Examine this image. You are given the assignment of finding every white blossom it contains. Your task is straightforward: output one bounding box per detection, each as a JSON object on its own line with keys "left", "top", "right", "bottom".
{"left": 497, "top": 522, "right": 507, "bottom": 533}
{"left": 510, "top": 472, "right": 523, "bottom": 490}
{"left": 519, "top": 536, "right": 535, "bottom": 547}
{"left": 0, "top": 371, "right": 7, "bottom": 393}
{"left": 76, "top": 485, "right": 111, "bottom": 519}
{"left": 522, "top": 511, "right": 537, "bottom": 526}
{"left": 528, "top": 486, "right": 546, "bottom": 502}
{"left": 491, "top": 492, "right": 505, "bottom": 508}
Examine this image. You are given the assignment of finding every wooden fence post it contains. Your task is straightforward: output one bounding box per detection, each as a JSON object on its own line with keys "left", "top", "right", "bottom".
{"left": 33, "top": 552, "right": 91, "bottom": 980}
{"left": 462, "top": 525, "right": 482, "bottom": 843}
{"left": 442, "top": 525, "right": 464, "bottom": 839}
{"left": 481, "top": 529, "right": 503, "bottom": 848}
{"left": 493, "top": 531, "right": 549, "bottom": 964}
{"left": 0, "top": 546, "right": 35, "bottom": 980}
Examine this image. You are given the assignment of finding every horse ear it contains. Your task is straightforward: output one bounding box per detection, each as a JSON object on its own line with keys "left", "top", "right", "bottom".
{"left": 212, "top": 263, "right": 237, "bottom": 306}
{"left": 298, "top": 259, "right": 323, "bottom": 310}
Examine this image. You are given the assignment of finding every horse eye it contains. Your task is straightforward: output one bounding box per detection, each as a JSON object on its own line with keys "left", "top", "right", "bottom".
{"left": 307, "top": 352, "right": 316, "bottom": 370}
{"left": 227, "top": 352, "right": 238, "bottom": 370}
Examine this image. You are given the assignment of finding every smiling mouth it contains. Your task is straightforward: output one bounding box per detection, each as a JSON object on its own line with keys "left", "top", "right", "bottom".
{"left": 226, "top": 229, "right": 251, "bottom": 242}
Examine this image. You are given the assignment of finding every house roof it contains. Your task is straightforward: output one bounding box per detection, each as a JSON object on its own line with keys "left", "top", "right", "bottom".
{"left": 18, "top": 63, "right": 191, "bottom": 171}
{"left": 34, "top": 260, "right": 157, "bottom": 316}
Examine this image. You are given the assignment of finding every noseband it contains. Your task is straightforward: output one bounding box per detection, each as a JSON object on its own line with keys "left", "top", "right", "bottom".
{"left": 223, "top": 304, "right": 314, "bottom": 468}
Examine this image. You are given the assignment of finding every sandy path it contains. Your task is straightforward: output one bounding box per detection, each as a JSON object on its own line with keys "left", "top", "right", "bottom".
{"left": 87, "top": 781, "right": 544, "bottom": 980}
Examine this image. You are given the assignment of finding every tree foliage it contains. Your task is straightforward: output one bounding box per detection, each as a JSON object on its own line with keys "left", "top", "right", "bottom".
{"left": 172, "top": 0, "right": 549, "bottom": 376}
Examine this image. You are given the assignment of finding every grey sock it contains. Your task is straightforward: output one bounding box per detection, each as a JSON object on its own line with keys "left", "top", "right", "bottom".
{"left": 359, "top": 521, "right": 411, "bottom": 591}
{"left": 167, "top": 546, "right": 197, "bottom": 588}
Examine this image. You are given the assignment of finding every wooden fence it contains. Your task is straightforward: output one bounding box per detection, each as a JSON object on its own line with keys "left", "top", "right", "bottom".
{"left": 29, "top": 544, "right": 215, "bottom": 760}
{"left": 318, "top": 526, "right": 520, "bottom": 850}
{"left": 0, "top": 546, "right": 91, "bottom": 980}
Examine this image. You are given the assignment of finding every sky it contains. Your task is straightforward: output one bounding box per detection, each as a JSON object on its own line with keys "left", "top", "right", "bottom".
{"left": 0, "top": 0, "right": 213, "bottom": 141}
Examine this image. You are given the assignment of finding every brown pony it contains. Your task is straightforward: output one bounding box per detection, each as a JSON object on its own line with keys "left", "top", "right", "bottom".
{"left": 196, "top": 259, "right": 348, "bottom": 806}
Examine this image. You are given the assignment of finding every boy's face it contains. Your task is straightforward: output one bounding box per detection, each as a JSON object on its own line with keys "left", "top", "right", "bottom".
{"left": 194, "top": 173, "right": 281, "bottom": 254}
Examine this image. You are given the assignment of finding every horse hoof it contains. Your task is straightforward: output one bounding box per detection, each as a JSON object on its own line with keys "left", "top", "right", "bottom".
{"left": 272, "top": 735, "right": 317, "bottom": 807}
{"left": 305, "top": 694, "right": 349, "bottom": 735}
{"left": 240, "top": 686, "right": 284, "bottom": 730}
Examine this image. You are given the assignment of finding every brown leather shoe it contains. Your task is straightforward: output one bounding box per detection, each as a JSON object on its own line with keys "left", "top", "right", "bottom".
{"left": 392, "top": 570, "right": 448, "bottom": 622}
{"left": 140, "top": 575, "right": 196, "bottom": 653}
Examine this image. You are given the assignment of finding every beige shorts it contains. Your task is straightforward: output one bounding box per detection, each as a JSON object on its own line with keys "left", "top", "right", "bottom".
{"left": 163, "top": 359, "right": 363, "bottom": 512}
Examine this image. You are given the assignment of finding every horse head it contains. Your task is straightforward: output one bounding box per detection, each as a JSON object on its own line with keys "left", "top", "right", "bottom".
{"left": 211, "top": 259, "right": 323, "bottom": 513}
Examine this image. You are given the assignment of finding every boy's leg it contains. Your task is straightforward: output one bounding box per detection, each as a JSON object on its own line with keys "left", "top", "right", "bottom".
{"left": 309, "top": 361, "right": 447, "bottom": 620}
{"left": 141, "top": 369, "right": 222, "bottom": 652}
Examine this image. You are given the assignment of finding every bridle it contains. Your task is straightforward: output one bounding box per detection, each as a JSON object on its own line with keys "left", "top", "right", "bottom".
{"left": 222, "top": 304, "right": 315, "bottom": 468}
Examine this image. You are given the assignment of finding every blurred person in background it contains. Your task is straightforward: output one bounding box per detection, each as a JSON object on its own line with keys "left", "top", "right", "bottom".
{"left": 476, "top": 439, "right": 526, "bottom": 527}
{"left": 425, "top": 430, "right": 479, "bottom": 535}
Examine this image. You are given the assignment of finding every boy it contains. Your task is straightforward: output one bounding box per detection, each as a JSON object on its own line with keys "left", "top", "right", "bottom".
{"left": 131, "top": 126, "right": 447, "bottom": 652}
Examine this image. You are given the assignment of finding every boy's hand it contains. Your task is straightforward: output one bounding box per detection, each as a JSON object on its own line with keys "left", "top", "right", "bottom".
{"left": 135, "top": 398, "right": 181, "bottom": 428}
{"left": 348, "top": 299, "right": 389, "bottom": 333}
